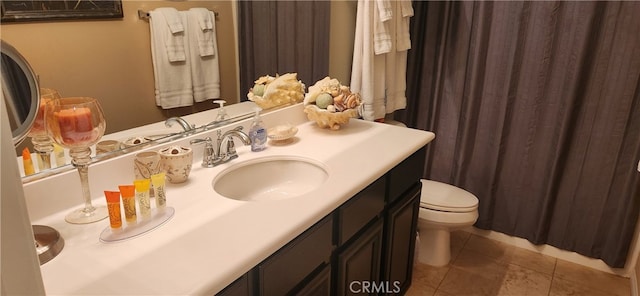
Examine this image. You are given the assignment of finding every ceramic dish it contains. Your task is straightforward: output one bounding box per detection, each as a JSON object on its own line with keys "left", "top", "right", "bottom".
{"left": 267, "top": 125, "right": 298, "bottom": 142}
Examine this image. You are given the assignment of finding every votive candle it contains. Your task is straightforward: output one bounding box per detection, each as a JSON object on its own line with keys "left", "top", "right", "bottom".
{"left": 55, "top": 107, "right": 94, "bottom": 144}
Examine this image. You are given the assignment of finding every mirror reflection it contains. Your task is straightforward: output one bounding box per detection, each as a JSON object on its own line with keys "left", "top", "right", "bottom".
{"left": 2, "top": 0, "right": 356, "bottom": 182}
{"left": 1, "top": 1, "right": 241, "bottom": 181}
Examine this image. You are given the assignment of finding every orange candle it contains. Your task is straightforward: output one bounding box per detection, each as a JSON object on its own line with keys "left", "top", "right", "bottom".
{"left": 104, "top": 191, "right": 122, "bottom": 229}
{"left": 55, "top": 107, "right": 94, "bottom": 144}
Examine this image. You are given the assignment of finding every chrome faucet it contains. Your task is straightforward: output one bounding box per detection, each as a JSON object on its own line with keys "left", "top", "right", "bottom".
{"left": 165, "top": 117, "right": 195, "bottom": 133}
{"left": 190, "top": 126, "right": 251, "bottom": 167}
{"left": 219, "top": 127, "right": 252, "bottom": 162}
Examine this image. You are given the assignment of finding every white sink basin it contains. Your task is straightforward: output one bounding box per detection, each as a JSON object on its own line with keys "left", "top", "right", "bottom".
{"left": 213, "top": 156, "right": 328, "bottom": 201}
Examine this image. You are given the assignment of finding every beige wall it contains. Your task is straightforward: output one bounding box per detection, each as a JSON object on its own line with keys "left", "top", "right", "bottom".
{"left": 329, "top": 0, "right": 357, "bottom": 85}
{"left": 1, "top": 1, "right": 238, "bottom": 134}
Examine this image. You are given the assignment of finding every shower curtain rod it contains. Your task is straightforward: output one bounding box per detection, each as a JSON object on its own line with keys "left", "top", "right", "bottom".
{"left": 137, "top": 9, "right": 218, "bottom": 21}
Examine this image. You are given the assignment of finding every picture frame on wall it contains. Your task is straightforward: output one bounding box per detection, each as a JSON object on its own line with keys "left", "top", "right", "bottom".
{"left": 1, "top": 0, "right": 123, "bottom": 22}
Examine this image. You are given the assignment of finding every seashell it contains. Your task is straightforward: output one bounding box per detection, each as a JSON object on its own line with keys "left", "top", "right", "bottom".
{"left": 248, "top": 73, "right": 305, "bottom": 110}
{"left": 326, "top": 105, "right": 337, "bottom": 113}
{"left": 344, "top": 93, "right": 361, "bottom": 109}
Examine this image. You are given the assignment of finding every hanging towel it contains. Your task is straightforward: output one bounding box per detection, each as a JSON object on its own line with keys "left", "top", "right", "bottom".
{"left": 149, "top": 9, "right": 193, "bottom": 109}
{"left": 186, "top": 8, "right": 220, "bottom": 102}
{"left": 351, "top": 0, "right": 412, "bottom": 121}
{"left": 155, "top": 7, "right": 186, "bottom": 62}
{"left": 188, "top": 8, "right": 216, "bottom": 57}
{"left": 397, "top": 0, "right": 413, "bottom": 51}
{"left": 374, "top": 0, "right": 392, "bottom": 55}
{"left": 351, "top": 0, "right": 389, "bottom": 121}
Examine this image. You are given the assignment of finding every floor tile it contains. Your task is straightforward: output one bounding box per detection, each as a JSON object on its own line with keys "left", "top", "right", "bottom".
{"left": 450, "top": 230, "right": 471, "bottom": 261}
{"left": 411, "top": 232, "right": 631, "bottom": 296}
{"left": 411, "top": 262, "right": 449, "bottom": 289}
{"left": 509, "top": 247, "right": 556, "bottom": 276}
{"left": 437, "top": 265, "right": 506, "bottom": 296}
{"left": 553, "top": 259, "right": 630, "bottom": 296}
{"left": 406, "top": 281, "right": 437, "bottom": 296}
{"left": 463, "top": 234, "right": 515, "bottom": 265}
{"left": 452, "top": 247, "right": 508, "bottom": 274}
{"left": 496, "top": 264, "right": 552, "bottom": 296}
{"left": 550, "top": 275, "right": 625, "bottom": 296}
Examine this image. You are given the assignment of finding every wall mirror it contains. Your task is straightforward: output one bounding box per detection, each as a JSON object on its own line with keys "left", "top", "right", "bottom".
{"left": 3, "top": 0, "right": 354, "bottom": 183}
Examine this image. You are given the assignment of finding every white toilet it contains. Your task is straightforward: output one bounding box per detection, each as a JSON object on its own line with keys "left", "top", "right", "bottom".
{"left": 416, "top": 179, "right": 479, "bottom": 267}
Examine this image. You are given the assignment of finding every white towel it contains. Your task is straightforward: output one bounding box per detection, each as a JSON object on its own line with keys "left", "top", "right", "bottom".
{"left": 374, "top": 0, "right": 392, "bottom": 55}
{"left": 149, "top": 9, "right": 194, "bottom": 109}
{"left": 351, "top": 0, "right": 386, "bottom": 121}
{"left": 397, "top": 0, "right": 413, "bottom": 51}
{"left": 188, "top": 8, "right": 216, "bottom": 57}
{"left": 155, "top": 7, "right": 186, "bottom": 62}
{"left": 186, "top": 9, "right": 220, "bottom": 102}
{"left": 351, "top": 0, "right": 412, "bottom": 121}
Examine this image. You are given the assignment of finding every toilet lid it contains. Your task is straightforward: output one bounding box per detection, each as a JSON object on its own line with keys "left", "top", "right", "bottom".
{"left": 420, "top": 180, "right": 478, "bottom": 212}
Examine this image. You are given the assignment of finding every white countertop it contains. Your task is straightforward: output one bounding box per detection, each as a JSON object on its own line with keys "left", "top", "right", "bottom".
{"left": 26, "top": 105, "right": 435, "bottom": 295}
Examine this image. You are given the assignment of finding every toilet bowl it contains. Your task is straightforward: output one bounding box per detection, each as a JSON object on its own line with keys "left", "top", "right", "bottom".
{"left": 417, "top": 179, "right": 479, "bottom": 267}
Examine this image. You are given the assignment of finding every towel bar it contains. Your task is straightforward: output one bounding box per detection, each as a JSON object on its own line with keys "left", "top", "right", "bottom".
{"left": 138, "top": 9, "right": 218, "bottom": 21}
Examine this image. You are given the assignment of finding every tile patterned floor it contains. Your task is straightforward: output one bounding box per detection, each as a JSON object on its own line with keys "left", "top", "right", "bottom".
{"left": 407, "top": 231, "right": 631, "bottom": 296}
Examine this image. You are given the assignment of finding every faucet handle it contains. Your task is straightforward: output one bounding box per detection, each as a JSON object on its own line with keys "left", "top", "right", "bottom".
{"left": 190, "top": 137, "right": 217, "bottom": 168}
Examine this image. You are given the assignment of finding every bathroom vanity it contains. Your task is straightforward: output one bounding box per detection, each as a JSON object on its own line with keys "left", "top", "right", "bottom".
{"left": 22, "top": 103, "right": 435, "bottom": 295}
{"left": 219, "top": 146, "right": 426, "bottom": 295}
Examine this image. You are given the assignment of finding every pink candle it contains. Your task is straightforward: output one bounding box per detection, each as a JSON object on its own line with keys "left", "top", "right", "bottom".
{"left": 29, "top": 98, "right": 52, "bottom": 135}
{"left": 55, "top": 107, "right": 95, "bottom": 144}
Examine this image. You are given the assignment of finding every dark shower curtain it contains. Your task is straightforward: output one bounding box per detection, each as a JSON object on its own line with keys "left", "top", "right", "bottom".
{"left": 238, "top": 0, "right": 330, "bottom": 99}
{"left": 398, "top": 1, "right": 640, "bottom": 268}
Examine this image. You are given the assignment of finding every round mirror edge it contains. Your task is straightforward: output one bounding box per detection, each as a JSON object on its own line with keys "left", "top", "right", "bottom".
{"left": 1, "top": 39, "right": 40, "bottom": 146}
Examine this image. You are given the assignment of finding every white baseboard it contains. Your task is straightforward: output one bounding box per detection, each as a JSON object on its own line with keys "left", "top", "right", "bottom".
{"left": 465, "top": 227, "right": 631, "bottom": 278}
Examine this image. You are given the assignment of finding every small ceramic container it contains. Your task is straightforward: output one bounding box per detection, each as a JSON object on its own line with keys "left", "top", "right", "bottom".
{"left": 96, "top": 140, "right": 121, "bottom": 155}
{"left": 134, "top": 151, "right": 161, "bottom": 180}
{"left": 159, "top": 146, "right": 193, "bottom": 183}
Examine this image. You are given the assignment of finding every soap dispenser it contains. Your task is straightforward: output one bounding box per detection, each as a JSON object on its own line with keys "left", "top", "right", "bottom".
{"left": 213, "top": 100, "right": 228, "bottom": 122}
{"left": 249, "top": 108, "right": 267, "bottom": 152}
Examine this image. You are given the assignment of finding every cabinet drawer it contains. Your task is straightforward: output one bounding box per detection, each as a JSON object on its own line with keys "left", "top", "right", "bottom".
{"left": 387, "top": 146, "right": 426, "bottom": 204}
{"left": 257, "top": 215, "right": 333, "bottom": 296}
{"left": 337, "top": 177, "right": 386, "bottom": 246}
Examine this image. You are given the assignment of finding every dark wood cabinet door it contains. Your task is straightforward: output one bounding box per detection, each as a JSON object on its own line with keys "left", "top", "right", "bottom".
{"left": 382, "top": 186, "right": 420, "bottom": 295}
{"left": 258, "top": 215, "right": 333, "bottom": 296}
{"left": 295, "top": 263, "right": 331, "bottom": 296}
{"left": 336, "top": 220, "right": 383, "bottom": 296}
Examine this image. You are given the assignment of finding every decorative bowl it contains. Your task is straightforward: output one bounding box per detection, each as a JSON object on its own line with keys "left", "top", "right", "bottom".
{"left": 303, "top": 77, "right": 362, "bottom": 130}
{"left": 247, "top": 73, "right": 305, "bottom": 110}
{"left": 303, "top": 106, "right": 359, "bottom": 130}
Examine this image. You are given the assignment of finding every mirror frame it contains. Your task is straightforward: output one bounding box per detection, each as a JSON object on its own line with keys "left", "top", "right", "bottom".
{"left": 1, "top": 39, "right": 40, "bottom": 146}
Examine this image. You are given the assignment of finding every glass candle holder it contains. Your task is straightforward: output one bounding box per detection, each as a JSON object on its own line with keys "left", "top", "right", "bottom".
{"left": 28, "top": 88, "right": 61, "bottom": 170}
{"left": 45, "top": 97, "right": 108, "bottom": 224}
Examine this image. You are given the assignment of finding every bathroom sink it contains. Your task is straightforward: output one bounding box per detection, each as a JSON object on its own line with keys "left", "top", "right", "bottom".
{"left": 213, "top": 156, "right": 328, "bottom": 201}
